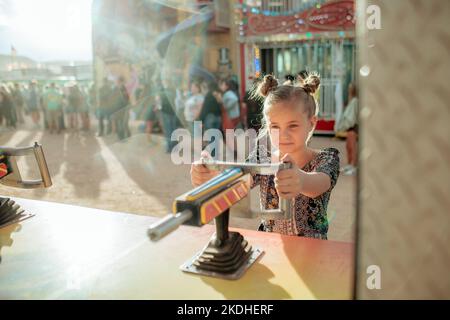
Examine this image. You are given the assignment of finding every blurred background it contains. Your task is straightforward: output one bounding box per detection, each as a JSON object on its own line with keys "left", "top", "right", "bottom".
{"left": 0, "top": 0, "right": 357, "bottom": 243}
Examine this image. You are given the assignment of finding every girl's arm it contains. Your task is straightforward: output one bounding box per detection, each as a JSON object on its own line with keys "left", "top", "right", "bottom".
{"left": 296, "top": 171, "right": 331, "bottom": 198}
{"left": 275, "top": 169, "right": 331, "bottom": 199}
{"left": 275, "top": 151, "right": 339, "bottom": 199}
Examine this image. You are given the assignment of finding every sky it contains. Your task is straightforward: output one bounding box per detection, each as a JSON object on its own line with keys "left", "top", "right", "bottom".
{"left": 0, "top": 0, "right": 93, "bottom": 62}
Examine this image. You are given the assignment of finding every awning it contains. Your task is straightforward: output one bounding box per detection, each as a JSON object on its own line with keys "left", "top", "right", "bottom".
{"left": 156, "top": 10, "right": 213, "bottom": 57}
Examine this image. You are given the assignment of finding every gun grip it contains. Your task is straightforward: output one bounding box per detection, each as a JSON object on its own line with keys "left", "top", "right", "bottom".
{"left": 259, "top": 161, "right": 293, "bottom": 220}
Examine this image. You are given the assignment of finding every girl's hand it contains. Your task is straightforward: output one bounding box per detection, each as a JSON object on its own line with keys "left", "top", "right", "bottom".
{"left": 274, "top": 154, "right": 305, "bottom": 199}
{"left": 190, "top": 151, "right": 220, "bottom": 187}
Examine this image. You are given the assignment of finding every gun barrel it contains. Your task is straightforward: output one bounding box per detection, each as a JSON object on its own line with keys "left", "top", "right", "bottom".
{"left": 203, "top": 161, "right": 282, "bottom": 175}
{"left": 147, "top": 210, "right": 193, "bottom": 241}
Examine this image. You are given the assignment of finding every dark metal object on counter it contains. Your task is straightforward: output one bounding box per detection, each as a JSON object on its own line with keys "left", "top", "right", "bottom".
{"left": 0, "top": 142, "right": 52, "bottom": 228}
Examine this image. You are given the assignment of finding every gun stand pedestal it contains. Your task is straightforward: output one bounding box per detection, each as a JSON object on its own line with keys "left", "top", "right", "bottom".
{"left": 180, "top": 209, "right": 263, "bottom": 280}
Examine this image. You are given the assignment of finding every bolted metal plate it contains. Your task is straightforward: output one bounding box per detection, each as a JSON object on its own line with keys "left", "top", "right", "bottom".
{"left": 180, "top": 247, "right": 264, "bottom": 280}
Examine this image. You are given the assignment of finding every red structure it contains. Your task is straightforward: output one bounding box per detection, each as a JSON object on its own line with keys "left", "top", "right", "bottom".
{"left": 244, "top": 0, "right": 355, "bottom": 37}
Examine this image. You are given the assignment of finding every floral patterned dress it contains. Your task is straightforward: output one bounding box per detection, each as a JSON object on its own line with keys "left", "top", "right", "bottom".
{"left": 249, "top": 145, "right": 340, "bottom": 240}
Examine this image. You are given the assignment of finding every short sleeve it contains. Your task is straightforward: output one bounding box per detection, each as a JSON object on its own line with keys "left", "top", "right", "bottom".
{"left": 223, "top": 91, "right": 238, "bottom": 111}
{"left": 313, "top": 148, "right": 340, "bottom": 191}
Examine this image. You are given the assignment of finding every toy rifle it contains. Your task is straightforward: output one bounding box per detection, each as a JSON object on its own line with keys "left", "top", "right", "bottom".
{"left": 147, "top": 160, "right": 293, "bottom": 280}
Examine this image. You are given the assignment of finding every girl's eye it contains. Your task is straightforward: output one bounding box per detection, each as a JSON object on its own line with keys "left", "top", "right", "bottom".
{"left": 289, "top": 124, "right": 299, "bottom": 129}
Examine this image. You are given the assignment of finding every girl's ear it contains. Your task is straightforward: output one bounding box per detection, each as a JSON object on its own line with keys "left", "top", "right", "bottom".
{"left": 310, "top": 115, "right": 318, "bottom": 130}
{"left": 306, "top": 115, "right": 318, "bottom": 145}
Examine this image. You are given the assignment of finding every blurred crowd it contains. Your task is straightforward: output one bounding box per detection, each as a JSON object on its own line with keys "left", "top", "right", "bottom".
{"left": 1, "top": 71, "right": 358, "bottom": 172}
{"left": 129, "top": 75, "right": 265, "bottom": 153}
{"left": 0, "top": 75, "right": 264, "bottom": 150}
{"left": 0, "top": 80, "right": 94, "bottom": 134}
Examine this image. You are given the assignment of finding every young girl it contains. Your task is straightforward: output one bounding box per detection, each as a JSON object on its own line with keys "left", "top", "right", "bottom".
{"left": 184, "top": 81, "right": 204, "bottom": 135}
{"left": 191, "top": 73, "right": 340, "bottom": 240}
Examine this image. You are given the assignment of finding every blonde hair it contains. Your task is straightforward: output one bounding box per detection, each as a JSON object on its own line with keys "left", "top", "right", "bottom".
{"left": 253, "top": 72, "right": 321, "bottom": 141}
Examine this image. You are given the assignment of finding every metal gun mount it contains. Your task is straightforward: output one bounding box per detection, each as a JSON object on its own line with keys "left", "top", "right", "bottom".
{"left": 0, "top": 142, "right": 52, "bottom": 228}
{"left": 0, "top": 142, "right": 52, "bottom": 189}
{"left": 147, "top": 160, "right": 294, "bottom": 280}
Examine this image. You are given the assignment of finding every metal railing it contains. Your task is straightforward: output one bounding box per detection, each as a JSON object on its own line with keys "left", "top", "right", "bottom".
{"left": 318, "top": 78, "right": 338, "bottom": 120}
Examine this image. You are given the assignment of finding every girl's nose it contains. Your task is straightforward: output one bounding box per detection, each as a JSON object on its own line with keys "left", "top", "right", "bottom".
{"left": 280, "top": 128, "right": 290, "bottom": 139}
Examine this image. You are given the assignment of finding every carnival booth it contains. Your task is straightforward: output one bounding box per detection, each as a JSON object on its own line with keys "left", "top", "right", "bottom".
{"left": 236, "top": 0, "right": 356, "bottom": 134}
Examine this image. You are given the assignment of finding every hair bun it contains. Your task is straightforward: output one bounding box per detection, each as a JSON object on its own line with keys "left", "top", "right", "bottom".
{"left": 258, "top": 75, "right": 279, "bottom": 97}
{"left": 302, "top": 73, "right": 320, "bottom": 95}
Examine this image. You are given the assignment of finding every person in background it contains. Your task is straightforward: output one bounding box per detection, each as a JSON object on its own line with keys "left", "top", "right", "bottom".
{"left": 12, "top": 83, "right": 25, "bottom": 124}
{"left": 80, "top": 85, "right": 91, "bottom": 131}
{"left": 40, "top": 85, "right": 49, "bottom": 129}
{"left": 143, "top": 83, "right": 158, "bottom": 143}
{"left": 242, "top": 78, "right": 263, "bottom": 132}
{"left": 200, "top": 80, "right": 208, "bottom": 97}
{"left": 59, "top": 86, "right": 66, "bottom": 132}
{"left": 184, "top": 81, "right": 204, "bottom": 136}
{"left": 27, "top": 81, "right": 41, "bottom": 128}
{"left": 198, "top": 81, "right": 222, "bottom": 132}
{"left": 217, "top": 78, "right": 241, "bottom": 132}
{"left": 174, "top": 83, "right": 187, "bottom": 127}
{"left": 335, "top": 83, "right": 358, "bottom": 176}
{"left": 215, "top": 78, "right": 242, "bottom": 158}
{"left": 113, "top": 76, "right": 130, "bottom": 140}
{"left": 0, "top": 88, "right": 16, "bottom": 128}
{"left": 43, "top": 83, "right": 63, "bottom": 134}
{"left": 159, "top": 78, "right": 178, "bottom": 153}
{"left": 97, "top": 79, "right": 112, "bottom": 136}
{"left": 67, "top": 84, "right": 82, "bottom": 131}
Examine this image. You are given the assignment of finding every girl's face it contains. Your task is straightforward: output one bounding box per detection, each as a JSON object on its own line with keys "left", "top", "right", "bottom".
{"left": 266, "top": 101, "right": 316, "bottom": 155}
